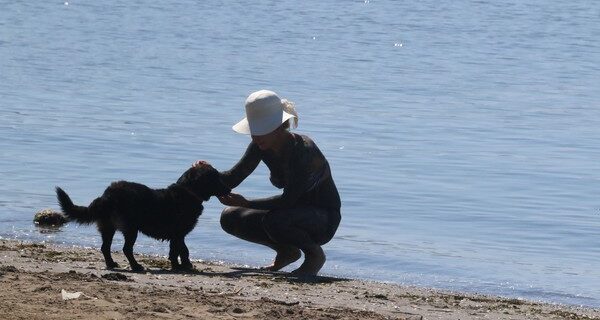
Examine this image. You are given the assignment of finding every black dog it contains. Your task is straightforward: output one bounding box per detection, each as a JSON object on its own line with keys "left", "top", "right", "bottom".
{"left": 56, "top": 165, "right": 230, "bottom": 272}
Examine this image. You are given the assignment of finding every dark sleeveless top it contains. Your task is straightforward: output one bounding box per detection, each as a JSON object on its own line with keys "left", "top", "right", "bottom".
{"left": 219, "top": 133, "right": 341, "bottom": 211}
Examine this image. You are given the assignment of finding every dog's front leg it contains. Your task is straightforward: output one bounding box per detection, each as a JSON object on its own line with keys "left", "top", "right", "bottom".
{"left": 170, "top": 238, "right": 193, "bottom": 271}
{"left": 178, "top": 238, "right": 193, "bottom": 270}
{"left": 123, "top": 230, "right": 144, "bottom": 272}
{"left": 169, "top": 240, "right": 181, "bottom": 270}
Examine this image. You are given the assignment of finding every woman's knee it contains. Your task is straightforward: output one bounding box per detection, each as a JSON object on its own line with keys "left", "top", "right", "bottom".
{"left": 220, "top": 206, "right": 242, "bottom": 235}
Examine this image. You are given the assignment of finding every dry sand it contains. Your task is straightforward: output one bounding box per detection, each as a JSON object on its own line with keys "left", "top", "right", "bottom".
{"left": 0, "top": 239, "right": 598, "bottom": 320}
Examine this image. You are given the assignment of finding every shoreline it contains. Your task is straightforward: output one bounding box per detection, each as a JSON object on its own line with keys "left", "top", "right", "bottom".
{"left": 1, "top": 239, "right": 598, "bottom": 320}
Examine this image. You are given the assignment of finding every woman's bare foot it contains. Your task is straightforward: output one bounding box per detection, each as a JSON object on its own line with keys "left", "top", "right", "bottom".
{"left": 291, "top": 245, "right": 325, "bottom": 276}
{"left": 261, "top": 247, "right": 302, "bottom": 271}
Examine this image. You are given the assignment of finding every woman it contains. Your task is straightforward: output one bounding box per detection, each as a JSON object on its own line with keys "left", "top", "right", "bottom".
{"left": 195, "top": 90, "right": 341, "bottom": 275}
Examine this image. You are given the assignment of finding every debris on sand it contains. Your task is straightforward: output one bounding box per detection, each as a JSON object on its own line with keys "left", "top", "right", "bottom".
{"left": 101, "top": 273, "right": 132, "bottom": 282}
{"left": 61, "top": 289, "right": 84, "bottom": 300}
{"left": 33, "top": 209, "right": 67, "bottom": 226}
{"left": 0, "top": 265, "right": 19, "bottom": 273}
{"left": 260, "top": 297, "right": 300, "bottom": 306}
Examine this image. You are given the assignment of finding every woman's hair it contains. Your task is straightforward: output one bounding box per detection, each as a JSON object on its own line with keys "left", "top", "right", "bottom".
{"left": 281, "top": 99, "right": 298, "bottom": 130}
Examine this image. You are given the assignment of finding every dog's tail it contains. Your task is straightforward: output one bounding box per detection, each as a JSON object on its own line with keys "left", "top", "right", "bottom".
{"left": 56, "top": 187, "right": 97, "bottom": 224}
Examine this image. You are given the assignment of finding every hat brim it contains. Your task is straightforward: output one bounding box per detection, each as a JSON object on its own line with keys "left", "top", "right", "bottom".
{"left": 232, "top": 111, "right": 296, "bottom": 136}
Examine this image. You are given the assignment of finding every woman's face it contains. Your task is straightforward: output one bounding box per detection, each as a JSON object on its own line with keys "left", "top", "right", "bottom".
{"left": 251, "top": 130, "right": 278, "bottom": 150}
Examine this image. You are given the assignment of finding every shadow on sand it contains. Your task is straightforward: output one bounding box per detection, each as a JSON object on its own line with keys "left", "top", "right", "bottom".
{"left": 112, "top": 265, "right": 348, "bottom": 284}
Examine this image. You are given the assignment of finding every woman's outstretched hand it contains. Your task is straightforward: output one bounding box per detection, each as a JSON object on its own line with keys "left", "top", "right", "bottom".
{"left": 218, "top": 193, "right": 249, "bottom": 207}
{"left": 192, "top": 160, "right": 210, "bottom": 168}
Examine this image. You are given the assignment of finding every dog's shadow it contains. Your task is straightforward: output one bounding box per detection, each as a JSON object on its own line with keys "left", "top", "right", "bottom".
{"left": 113, "top": 266, "right": 348, "bottom": 284}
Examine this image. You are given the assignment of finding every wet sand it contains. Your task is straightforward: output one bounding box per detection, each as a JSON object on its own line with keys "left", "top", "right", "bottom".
{"left": 0, "top": 239, "right": 598, "bottom": 320}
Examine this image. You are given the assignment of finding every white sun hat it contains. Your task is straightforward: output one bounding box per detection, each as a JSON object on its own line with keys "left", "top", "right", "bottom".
{"left": 232, "top": 90, "right": 298, "bottom": 136}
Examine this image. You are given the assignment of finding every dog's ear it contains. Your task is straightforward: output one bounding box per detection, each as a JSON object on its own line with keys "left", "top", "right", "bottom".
{"left": 177, "top": 171, "right": 190, "bottom": 185}
{"left": 177, "top": 166, "right": 211, "bottom": 200}
{"left": 177, "top": 166, "right": 230, "bottom": 200}
{"left": 177, "top": 166, "right": 205, "bottom": 186}
{"left": 198, "top": 169, "right": 230, "bottom": 199}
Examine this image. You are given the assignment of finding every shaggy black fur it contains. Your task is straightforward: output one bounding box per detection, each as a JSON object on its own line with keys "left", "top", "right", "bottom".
{"left": 56, "top": 165, "right": 230, "bottom": 272}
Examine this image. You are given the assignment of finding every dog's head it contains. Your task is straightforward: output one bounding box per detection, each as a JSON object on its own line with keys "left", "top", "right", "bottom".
{"left": 176, "top": 164, "right": 231, "bottom": 201}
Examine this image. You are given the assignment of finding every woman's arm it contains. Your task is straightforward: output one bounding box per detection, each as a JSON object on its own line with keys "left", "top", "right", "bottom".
{"left": 217, "top": 174, "right": 307, "bottom": 210}
{"left": 217, "top": 135, "right": 329, "bottom": 210}
{"left": 218, "top": 142, "right": 262, "bottom": 189}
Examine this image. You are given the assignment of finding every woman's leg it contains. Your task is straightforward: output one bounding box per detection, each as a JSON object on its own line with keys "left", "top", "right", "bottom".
{"left": 220, "top": 206, "right": 301, "bottom": 270}
{"left": 262, "top": 206, "right": 335, "bottom": 275}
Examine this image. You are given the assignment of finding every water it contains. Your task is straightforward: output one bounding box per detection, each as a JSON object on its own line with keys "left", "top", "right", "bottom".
{"left": 1, "top": 0, "right": 599, "bottom": 308}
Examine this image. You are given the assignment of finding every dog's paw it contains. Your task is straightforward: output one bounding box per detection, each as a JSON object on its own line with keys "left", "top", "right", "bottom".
{"left": 172, "top": 262, "right": 194, "bottom": 272}
{"left": 130, "top": 264, "right": 145, "bottom": 272}
{"left": 180, "top": 262, "right": 195, "bottom": 271}
{"left": 106, "top": 262, "right": 120, "bottom": 270}
{"left": 171, "top": 263, "right": 183, "bottom": 271}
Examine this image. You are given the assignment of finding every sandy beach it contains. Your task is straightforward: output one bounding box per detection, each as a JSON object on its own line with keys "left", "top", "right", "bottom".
{"left": 0, "top": 239, "right": 597, "bottom": 320}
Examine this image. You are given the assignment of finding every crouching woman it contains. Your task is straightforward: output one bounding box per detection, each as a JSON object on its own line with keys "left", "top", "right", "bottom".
{"left": 195, "top": 90, "right": 341, "bottom": 275}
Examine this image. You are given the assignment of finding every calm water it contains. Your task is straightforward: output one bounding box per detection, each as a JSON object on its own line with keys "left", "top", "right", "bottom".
{"left": 1, "top": 0, "right": 599, "bottom": 308}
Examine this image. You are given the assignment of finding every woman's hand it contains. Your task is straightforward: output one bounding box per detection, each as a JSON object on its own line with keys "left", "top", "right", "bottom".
{"left": 218, "top": 193, "right": 249, "bottom": 207}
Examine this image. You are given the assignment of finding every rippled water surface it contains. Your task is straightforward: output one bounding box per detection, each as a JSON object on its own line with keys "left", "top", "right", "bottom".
{"left": 1, "top": 0, "right": 599, "bottom": 307}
